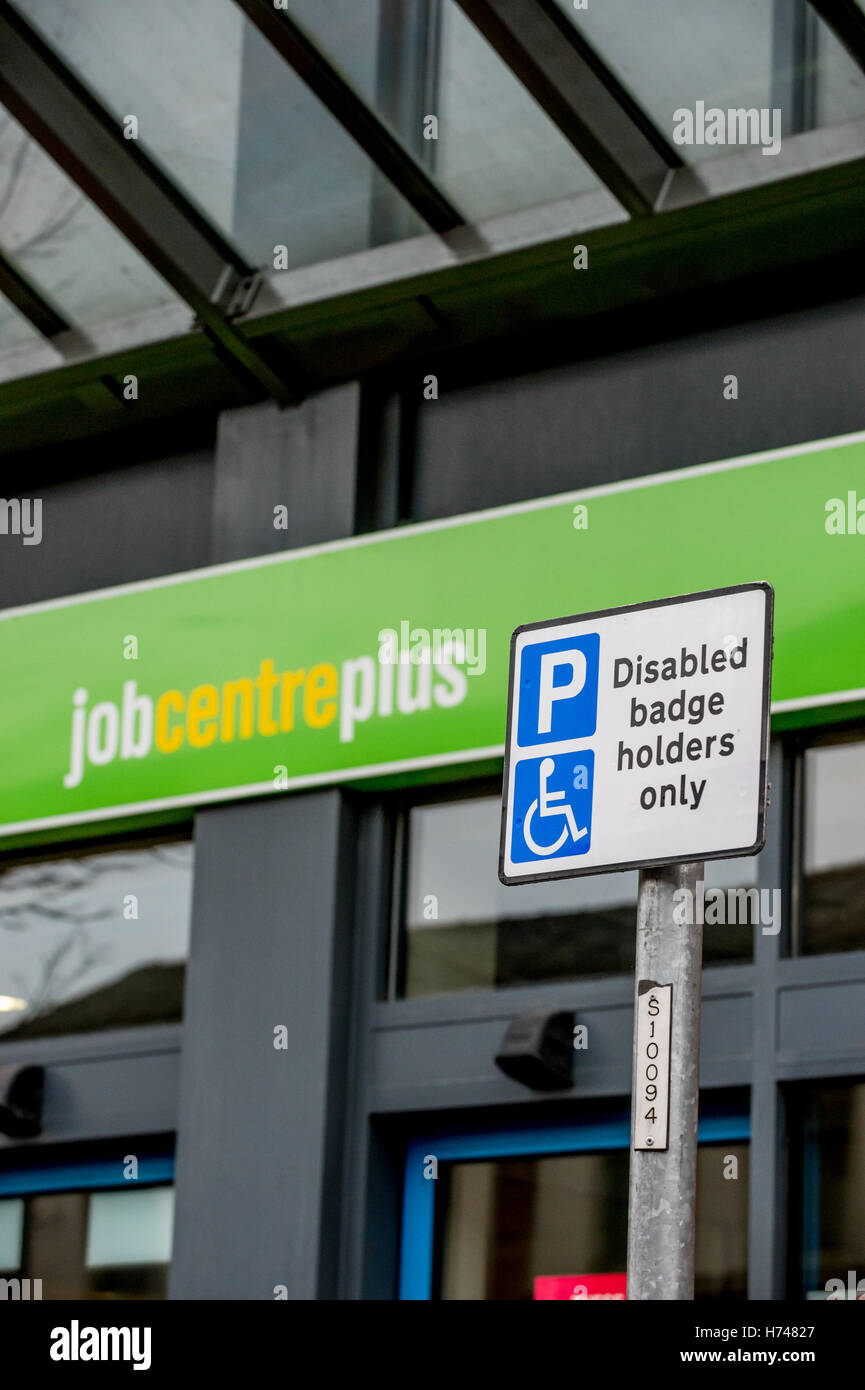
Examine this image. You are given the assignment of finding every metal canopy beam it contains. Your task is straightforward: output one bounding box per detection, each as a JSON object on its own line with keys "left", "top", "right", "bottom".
{"left": 453, "top": 0, "right": 681, "bottom": 217}
{"left": 0, "top": 0, "right": 310, "bottom": 403}
{"left": 233, "top": 0, "right": 464, "bottom": 234}
{"left": 0, "top": 249, "right": 69, "bottom": 340}
{"left": 807, "top": 0, "right": 865, "bottom": 75}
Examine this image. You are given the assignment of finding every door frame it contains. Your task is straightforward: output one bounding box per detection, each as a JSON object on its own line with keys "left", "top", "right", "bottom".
{"left": 0, "top": 1153, "right": 173, "bottom": 1196}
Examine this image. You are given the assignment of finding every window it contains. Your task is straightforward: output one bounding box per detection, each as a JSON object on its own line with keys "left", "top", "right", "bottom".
{"left": 394, "top": 785, "right": 760, "bottom": 999}
{"left": 0, "top": 1162, "right": 174, "bottom": 1300}
{"left": 798, "top": 733, "right": 865, "bottom": 956}
{"left": 794, "top": 1083, "right": 865, "bottom": 1300}
{"left": 0, "top": 834, "right": 193, "bottom": 1040}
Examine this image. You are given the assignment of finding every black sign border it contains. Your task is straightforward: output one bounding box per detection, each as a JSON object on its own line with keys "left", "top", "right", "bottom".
{"left": 498, "top": 581, "right": 774, "bottom": 886}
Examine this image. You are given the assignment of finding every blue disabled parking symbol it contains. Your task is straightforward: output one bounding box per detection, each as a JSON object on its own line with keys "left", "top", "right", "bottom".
{"left": 511, "top": 750, "right": 595, "bottom": 864}
{"left": 501, "top": 627, "right": 600, "bottom": 880}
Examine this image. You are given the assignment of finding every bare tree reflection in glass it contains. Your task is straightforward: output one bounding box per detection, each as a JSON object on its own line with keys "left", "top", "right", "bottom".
{"left": 0, "top": 840, "right": 193, "bottom": 1039}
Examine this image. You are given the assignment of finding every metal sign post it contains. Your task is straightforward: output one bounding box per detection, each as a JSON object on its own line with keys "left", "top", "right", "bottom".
{"left": 627, "top": 862, "right": 704, "bottom": 1299}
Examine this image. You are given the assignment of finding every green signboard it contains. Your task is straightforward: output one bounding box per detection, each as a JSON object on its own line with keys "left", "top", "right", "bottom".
{"left": 2, "top": 430, "right": 864, "bottom": 839}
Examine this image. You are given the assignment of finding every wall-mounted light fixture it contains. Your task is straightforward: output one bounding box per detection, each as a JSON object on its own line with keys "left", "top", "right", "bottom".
{"left": 0, "top": 1064, "right": 44, "bottom": 1139}
{"left": 494, "top": 1009, "right": 574, "bottom": 1091}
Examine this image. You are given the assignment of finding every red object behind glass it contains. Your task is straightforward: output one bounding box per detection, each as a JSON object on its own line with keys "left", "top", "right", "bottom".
{"left": 534, "top": 1273, "right": 627, "bottom": 1300}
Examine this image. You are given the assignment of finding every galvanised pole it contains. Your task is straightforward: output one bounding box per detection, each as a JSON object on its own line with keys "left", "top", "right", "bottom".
{"left": 627, "top": 861, "right": 704, "bottom": 1300}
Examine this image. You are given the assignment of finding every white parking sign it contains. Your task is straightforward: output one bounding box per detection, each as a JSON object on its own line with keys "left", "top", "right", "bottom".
{"left": 499, "top": 584, "right": 773, "bottom": 884}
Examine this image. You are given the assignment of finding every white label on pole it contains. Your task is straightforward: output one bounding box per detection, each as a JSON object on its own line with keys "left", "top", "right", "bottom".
{"left": 499, "top": 582, "right": 773, "bottom": 884}
{"left": 634, "top": 982, "right": 672, "bottom": 1151}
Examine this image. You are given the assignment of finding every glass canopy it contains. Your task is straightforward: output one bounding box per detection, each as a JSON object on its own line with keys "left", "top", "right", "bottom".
{"left": 556, "top": 0, "right": 865, "bottom": 160}
{"left": 0, "top": 105, "right": 181, "bottom": 332}
{"left": 0, "top": 293, "right": 48, "bottom": 353}
{"left": 280, "top": 0, "right": 602, "bottom": 220}
{"left": 22, "top": 0, "right": 427, "bottom": 268}
{"left": 0, "top": 0, "right": 863, "bottom": 375}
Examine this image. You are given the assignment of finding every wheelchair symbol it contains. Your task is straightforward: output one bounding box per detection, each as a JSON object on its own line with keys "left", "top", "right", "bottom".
{"left": 523, "top": 756, "right": 589, "bottom": 856}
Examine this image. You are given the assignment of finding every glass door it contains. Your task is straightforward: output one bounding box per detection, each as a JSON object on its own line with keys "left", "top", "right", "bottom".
{"left": 400, "top": 1109, "right": 749, "bottom": 1300}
